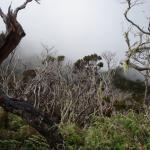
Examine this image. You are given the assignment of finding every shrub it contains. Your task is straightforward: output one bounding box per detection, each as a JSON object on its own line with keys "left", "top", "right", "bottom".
{"left": 61, "top": 111, "right": 150, "bottom": 150}
{"left": 0, "top": 114, "right": 50, "bottom": 150}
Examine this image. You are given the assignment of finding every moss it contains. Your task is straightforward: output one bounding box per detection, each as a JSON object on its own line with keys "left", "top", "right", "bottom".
{"left": 8, "top": 114, "right": 25, "bottom": 131}
{"left": 19, "top": 125, "right": 38, "bottom": 140}
{"left": 0, "top": 113, "right": 50, "bottom": 150}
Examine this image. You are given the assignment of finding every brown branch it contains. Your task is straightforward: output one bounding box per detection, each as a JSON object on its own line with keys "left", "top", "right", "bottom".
{"left": 0, "top": 8, "right": 7, "bottom": 24}
{"left": 139, "top": 46, "right": 150, "bottom": 51}
{"left": 14, "top": 0, "right": 32, "bottom": 17}
{"left": 14, "top": 0, "right": 40, "bottom": 18}
{"left": 0, "top": 94, "right": 64, "bottom": 149}
{"left": 148, "top": 19, "right": 150, "bottom": 32}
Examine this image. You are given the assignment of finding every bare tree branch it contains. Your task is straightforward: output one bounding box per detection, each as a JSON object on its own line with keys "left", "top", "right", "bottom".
{"left": 0, "top": 8, "right": 7, "bottom": 23}
{"left": 124, "top": 0, "right": 150, "bottom": 35}
{"left": 129, "top": 62, "right": 150, "bottom": 71}
{"left": 14, "top": 0, "right": 40, "bottom": 18}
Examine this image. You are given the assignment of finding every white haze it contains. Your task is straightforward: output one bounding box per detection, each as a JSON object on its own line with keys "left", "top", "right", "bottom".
{"left": 0, "top": 0, "right": 149, "bottom": 61}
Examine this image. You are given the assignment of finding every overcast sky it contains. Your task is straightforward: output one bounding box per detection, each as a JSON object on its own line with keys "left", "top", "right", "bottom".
{"left": 0, "top": 0, "right": 149, "bottom": 61}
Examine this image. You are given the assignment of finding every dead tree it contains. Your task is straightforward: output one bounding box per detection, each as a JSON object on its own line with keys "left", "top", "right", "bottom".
{"left": 123, "top": 0, "right": 150, "bottom": 106}
{"left": 0, "top": 0, "right": 64, "bottom": 149}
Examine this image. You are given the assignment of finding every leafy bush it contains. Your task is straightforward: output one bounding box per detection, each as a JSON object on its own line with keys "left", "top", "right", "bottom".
{"left": 0, "top": 114, "right": 50, "bottom": 150}
{"left": 8, "top": 114, "right": 25, "bottom": 131}
{"left": 0, "top": 139, "right": 21, "bottom": 150}
{"left": 21, "top": 135, "right": 49, "bottom": 150}
{"left": 60, "top": 122, "right": 84, "bottom": 149}
{"left": 0, "top": 110, "right": 150, "bottom": 150}
{"left": 60, "top": 111, "right": 150, "bottom": 150}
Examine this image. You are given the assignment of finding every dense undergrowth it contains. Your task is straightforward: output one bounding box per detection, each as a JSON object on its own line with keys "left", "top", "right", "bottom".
{"left": 1, "top": 54, "right": 150, "bottom": 149}
{"left": 0, "top": 107, "right": 150, "bottom": 150}
{"left": 60, "top": 110, "right": 150, "bottom": 150}
{"left": 0, "top": 107, "right": 50, "bottom": 150}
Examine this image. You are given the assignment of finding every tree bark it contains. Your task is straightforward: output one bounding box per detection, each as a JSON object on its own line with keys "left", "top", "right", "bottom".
{"left": 0, "top": 7, "right": 26, "bottom": 64}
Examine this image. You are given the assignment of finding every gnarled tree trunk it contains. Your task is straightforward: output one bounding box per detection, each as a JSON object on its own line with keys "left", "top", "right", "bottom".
{"left": 0, "top": 6, "right": 25, "bottom": 64}
{"left": 0, "top": 1, "right": 64, "bottom": 149}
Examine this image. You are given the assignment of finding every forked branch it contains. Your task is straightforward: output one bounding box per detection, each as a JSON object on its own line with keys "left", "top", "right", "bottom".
{"left": 124, "top": 0, "right": 150, "bottom": 35}
{"left": 14, "top": 0, "right": 40, "bottom": 18}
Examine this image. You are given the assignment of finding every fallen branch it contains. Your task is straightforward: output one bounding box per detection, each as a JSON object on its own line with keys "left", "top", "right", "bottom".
{"left": 0, "top": 93, "right": 64, "bottom": 149}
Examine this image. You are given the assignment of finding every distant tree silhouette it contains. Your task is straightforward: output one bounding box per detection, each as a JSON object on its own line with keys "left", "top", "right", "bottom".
{"left": 74, "top": 53, "right": 103, "bottom": 73}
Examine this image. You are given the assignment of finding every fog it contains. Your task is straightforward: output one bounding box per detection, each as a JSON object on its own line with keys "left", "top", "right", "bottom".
{"left": 0, "top": 0, "right": 149, "bottom": 61}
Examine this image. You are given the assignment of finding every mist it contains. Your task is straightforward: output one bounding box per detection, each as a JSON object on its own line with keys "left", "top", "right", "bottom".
{"left": 0, "top": 0, "right": 149, "bottom": 61}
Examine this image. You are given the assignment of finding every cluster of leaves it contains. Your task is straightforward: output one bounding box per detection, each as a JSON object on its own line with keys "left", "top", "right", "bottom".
{"left": 42, "top": 55, "right": 65, "bottom": 65}
{"left": 60, "top": 111, "right": 150, "bottom": 150}
{"left": 74, "top": 53, "right": 103, "bottom": 71}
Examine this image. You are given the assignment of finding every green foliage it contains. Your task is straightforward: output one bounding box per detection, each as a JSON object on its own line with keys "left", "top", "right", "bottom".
{"left": 60, "top": 111, "right": 150, "bottom": 150}
{"left": 0, "top": 109, "right": 150, "bottom": 150}
{"left": 57, "top": 55, "right": 65, "bottom": 62}
{"left": 21, "top": 135, "right": 49, "bottom": 150}
{"left": 8, "top": 114, "right": 25, "bottom": 130}
{"left": 0, "top": 139, "right": 21, "bottom": 150}
{"left": 74, "top": 53, "right": 103, "bottom": 71}
{"left": 0, "top": 114, "right": 50, "bottom": 150}
{"left": 42, "top": 55, "right": 65, "bottom": 64}
{"left": 60, "top": 123, "right": 84, "bottom": 149}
